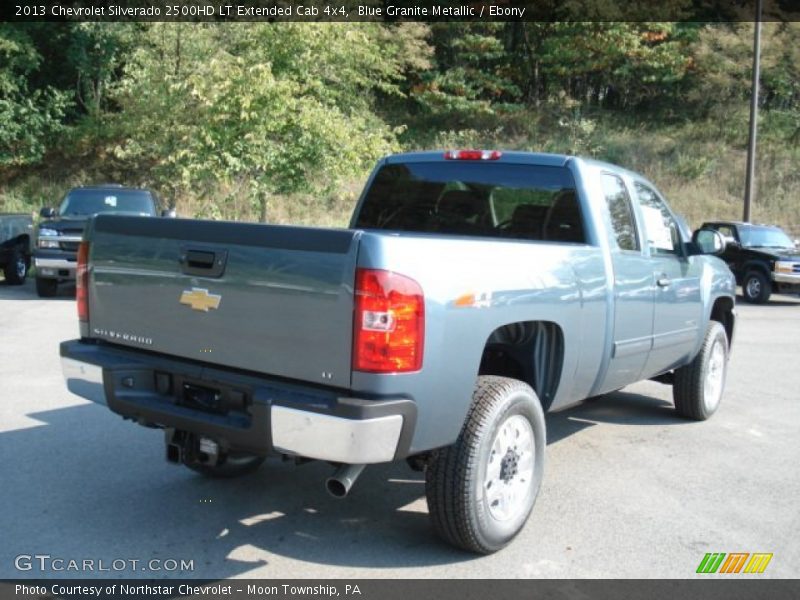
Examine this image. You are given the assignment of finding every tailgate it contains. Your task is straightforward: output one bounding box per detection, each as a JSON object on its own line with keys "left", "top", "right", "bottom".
{"left": 87, "top": 215, "right": 360, "bottom": 389}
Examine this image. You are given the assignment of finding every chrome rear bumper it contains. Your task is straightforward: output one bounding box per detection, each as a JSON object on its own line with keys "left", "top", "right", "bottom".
{"left": 271, "top": 406, "right": 403, "bottom": 464}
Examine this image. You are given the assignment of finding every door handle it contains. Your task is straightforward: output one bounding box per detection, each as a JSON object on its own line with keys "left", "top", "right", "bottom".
{"left": 180, "top": 246, "right": 228, "bottom": 278}
{"left": 657, "top": 276, "right": 671, "bottom": 288}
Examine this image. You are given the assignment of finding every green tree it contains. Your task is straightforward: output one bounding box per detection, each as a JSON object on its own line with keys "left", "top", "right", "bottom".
{"left": 688, "top": 23, "right": 800, "bottom": 142}
{"left": 66, "top": 23, "right": 138, "bottom": 116}
{"left": 414, "top": 23, "right": 520, "bottom": 123}
{"left": 0, "top": 24, "right": 69, "bottom": 167}
{"left": 524, "top": 22, "right": 693, "bottom": 110}
{"left": 410, "top": 22, "right": 694, "bottom": 125}
{"left": 110, "top": 24, "right": 420, "bottom": 220}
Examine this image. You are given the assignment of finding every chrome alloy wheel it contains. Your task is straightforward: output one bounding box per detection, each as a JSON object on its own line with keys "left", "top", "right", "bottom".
{"left": 484, "top": 414, "right": 535, "bottom": 522}
{"left": 703, "top": 338, "right": 726, "bottom": 412}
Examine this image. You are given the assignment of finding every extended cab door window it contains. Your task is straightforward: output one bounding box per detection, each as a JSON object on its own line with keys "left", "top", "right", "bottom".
{"left": 601, "top": 173, "right": 640, "bottom": 252}
{"left": 634, "top": 182, "right": 681, "bottom": 256}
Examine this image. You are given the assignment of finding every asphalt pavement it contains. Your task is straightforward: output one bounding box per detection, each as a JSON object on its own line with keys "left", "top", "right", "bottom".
{"left": 1, "top": 278, "right": 798, "bottom": 578}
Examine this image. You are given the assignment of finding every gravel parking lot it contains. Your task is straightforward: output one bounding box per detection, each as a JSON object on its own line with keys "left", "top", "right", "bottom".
{"left": 1, "top": 279, "right": 798, "bottom": 579}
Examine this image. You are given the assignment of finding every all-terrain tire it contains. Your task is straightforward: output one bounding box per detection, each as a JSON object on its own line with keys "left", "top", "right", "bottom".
{"left": 425, "top": 375, "right": 545, "bottom": 554}
{"left": 673, "top": 321, "right": 729, "bottom": 421}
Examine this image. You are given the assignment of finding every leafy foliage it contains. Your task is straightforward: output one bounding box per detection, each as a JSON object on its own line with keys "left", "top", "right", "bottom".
{"left": 1, "top": 21, "right": 799, "bottom": 231}
{"left": 0, "top": 25, "right": 69, "bottom": 167}
{"left": 108, "top": 24, "right": 409, "bottom": 218}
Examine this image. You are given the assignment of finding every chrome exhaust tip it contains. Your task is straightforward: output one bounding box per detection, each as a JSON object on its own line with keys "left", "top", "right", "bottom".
{"left": 325, "top": 464, "right": 366, "bottom": 498}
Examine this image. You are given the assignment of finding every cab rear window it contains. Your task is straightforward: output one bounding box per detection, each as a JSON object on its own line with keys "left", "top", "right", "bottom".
{"left": 354, "top": 162, "right": 585, "bottom": 243}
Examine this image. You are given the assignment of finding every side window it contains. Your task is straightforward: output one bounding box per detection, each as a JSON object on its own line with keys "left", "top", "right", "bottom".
{"left": 634, "top": 182, "right": 680, "bottom": 256}
{"left": 601, "top": 173, "right": 639, "bottom": 251}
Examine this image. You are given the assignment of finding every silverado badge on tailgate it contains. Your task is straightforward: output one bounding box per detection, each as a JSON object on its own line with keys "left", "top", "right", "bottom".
{"left": 180, "top": 288, "right": 222, "bottom": 312}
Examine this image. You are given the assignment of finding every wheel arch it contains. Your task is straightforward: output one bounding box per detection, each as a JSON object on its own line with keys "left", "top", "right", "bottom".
{"left": 478, "top": 320, "right": 565, "bottom": 411}
{"left": 0, "top": 233, "right": 30, "bottom": 251}
{"left": 742, "top": 260, "right": 771, "bottom": 277}
{"left": 19, "top": 233, "right": 31, "bottom": 253}
{"left": 709, "top": 295, "right": 735, "bottom": 346}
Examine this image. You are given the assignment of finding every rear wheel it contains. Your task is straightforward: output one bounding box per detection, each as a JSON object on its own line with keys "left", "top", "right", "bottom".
{"left": 3, "top": 246, "right": 27, "bottom": 285}
{"left": 425, "top": 375, "right": 545, "bottom": 554}
{"left": 742, "top": 270, "right": 771, "bottom": 304}
{"left": 673, "top": 321, "right": 729, "bottom": 421}
{"left": 35, "top": 277, "right": 58, "bottom": 297}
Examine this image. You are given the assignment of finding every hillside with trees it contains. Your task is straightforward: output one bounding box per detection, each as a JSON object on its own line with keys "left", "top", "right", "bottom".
{"left": 1, "top": 21, "right": 799, "bottom": 233}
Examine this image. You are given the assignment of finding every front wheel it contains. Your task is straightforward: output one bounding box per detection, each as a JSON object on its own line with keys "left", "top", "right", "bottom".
{"left": 742, "top": 270, "right": 771, "bottom": 304}
{"left": 673, "top": 321, "right": 729, "bottom": 421}
{"left": 425, "top": 376, "right": 545, "bottom": 554}
{"left": 3, "top": 247, "right": 28, "bottom": 285}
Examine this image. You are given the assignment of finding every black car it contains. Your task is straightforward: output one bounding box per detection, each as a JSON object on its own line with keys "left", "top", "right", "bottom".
{"left": 34, "top": 185, "right": 169, "bottom": 297}
{"left": 700, "top": 221, "right": 800, "bottom": 304}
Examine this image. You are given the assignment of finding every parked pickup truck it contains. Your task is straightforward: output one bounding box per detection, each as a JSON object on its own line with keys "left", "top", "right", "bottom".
{"left": 34, "top": 185, "right": 169, "bottom": 297}
{"left": 700, "top": 220, "right": 800, "bottom": 304}
{"left": 61, "top": 151, "right": 736, "bottom": 554}
{"left": 0, "top": 213, "right": 33, "bottom": 285}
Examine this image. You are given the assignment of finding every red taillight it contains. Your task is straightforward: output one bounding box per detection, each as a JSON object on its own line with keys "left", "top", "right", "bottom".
{"left": 353, "top": 268, "right": 424, "bottom": 373}
{"left": 444, "top": 149, "right": 502, "bottom": 161}
{"left": 77, "top": 241, "right": 89, "bottom": 322}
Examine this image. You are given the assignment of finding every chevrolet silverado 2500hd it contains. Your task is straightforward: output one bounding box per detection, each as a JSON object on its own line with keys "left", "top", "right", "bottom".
{"left": 60, "top": 151, "right": 736, "bottom": 554}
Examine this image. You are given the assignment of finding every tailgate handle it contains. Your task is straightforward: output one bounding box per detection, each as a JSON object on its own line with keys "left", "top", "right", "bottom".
{"left": 180, "top": 247, "right": 228, "bottom": 278}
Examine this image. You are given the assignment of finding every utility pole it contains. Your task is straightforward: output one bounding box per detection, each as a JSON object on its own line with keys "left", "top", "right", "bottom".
{"left": 743, "top": 0, "right": 763, "bottom": 223}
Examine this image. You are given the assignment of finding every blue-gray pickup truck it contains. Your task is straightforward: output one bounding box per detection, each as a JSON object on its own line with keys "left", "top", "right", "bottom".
{"left": 60, "top": 151, "right": 736, "bottom": 554}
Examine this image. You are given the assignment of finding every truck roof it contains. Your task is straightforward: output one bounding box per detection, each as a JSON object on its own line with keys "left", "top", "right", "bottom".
{"left": 384, "top": 150, "right": 571, "bottom": 167}
{"left": 69, "top": 184, "right": 149, "bottom": 192}
{"left": 703, "top": 220, "right": 782, "bottom": 230}
{"left": 383, "top": 150, "right": 647, "bottom": 179}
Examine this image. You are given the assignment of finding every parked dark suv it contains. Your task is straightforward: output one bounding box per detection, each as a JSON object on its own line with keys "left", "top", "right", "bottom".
{"left": 34, "top": 185, "right": 167, "bottom": 297}
{"left": 700, "top": 221, "right": 800, "bottom": 303}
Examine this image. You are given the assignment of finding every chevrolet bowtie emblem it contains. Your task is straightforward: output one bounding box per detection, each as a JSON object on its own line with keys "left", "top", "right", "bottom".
{"left": 180, "top": 288, "right": 221, "bottom": 312}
